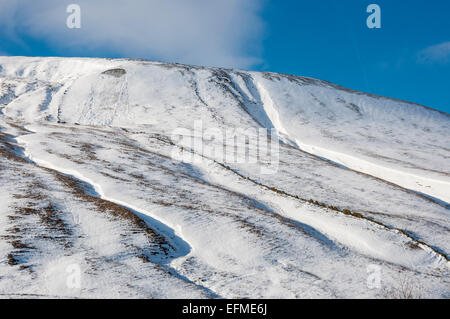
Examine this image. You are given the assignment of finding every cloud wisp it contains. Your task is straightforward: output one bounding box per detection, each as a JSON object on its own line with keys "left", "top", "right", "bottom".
{"left": 417, "top": 41, "right": 450, "bottom": 65}
{"left": 0, "top": 0, "right": 264, "bottom": 69}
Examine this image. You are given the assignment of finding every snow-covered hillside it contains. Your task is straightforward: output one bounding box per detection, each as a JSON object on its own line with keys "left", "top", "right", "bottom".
{"left": 0, "top": 56, "right": 448, "bottom": 298}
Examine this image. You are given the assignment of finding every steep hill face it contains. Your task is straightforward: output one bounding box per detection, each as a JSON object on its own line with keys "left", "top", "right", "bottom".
{"left": 0, "top": 56, "right": 448, "bottom": 298}
{"left": 1, "top": 56, "right": 448, "bottom": 203}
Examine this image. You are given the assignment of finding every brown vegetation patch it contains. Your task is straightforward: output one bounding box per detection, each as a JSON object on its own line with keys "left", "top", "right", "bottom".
{"left": 10, "top": 240, "right": 34, "bottom": 250}
{"left": 79, "top": 143, "right": 99, "bottom": 161}
{"left": 48, "top": 169, "right": 173, "bottom": 255}
{"left": 0, "top": 132, "right": 27, "bottom": 163}
{"left": 7, "top": 253, "right": 19, "bottom": 266}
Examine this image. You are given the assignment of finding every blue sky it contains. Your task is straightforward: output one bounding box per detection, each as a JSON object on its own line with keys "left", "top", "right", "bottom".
{"left": 0, "top": 0, "right": 449, "bottom": 113}
{"left": 259, "top": 0, "right": 450, "bottom": 114}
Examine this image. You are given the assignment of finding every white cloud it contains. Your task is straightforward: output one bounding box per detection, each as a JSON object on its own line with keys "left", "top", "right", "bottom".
{"left": 0, "top": 0, "right": 264, "bottom": 68}
{"left": 417, "top": 41, "right": 450, "bottom": 64}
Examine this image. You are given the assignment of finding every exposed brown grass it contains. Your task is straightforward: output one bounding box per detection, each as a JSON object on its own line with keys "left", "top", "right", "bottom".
{"left": 7, "top": 253, "right": 19, "bottom": 266}
{"left": 48, "top": 168, "right": 173, "bottom": 255}
{"left": 0, "top": 132, "right": 27, "bottom": 163}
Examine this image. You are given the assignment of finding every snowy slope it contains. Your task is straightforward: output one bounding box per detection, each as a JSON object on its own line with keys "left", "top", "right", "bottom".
{"left": 1, "top": 56, "right": 448, "bottom": 203}
{"left": 0, "top": 56, "right": 449, "bottom": 298}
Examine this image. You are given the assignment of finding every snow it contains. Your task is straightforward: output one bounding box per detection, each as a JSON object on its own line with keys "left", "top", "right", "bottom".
{"left": 0, "top": 56, "right": 449, "bottom": 298}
